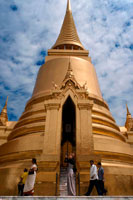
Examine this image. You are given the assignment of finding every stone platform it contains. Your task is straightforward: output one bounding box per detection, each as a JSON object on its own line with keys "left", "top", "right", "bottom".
{"left": 0, "top": 197, "right": 133, "bottom": 200}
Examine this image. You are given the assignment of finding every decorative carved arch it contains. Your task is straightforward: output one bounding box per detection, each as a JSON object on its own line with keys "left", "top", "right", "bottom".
{"left": 60, "top": 87, "right": 78, "bottom": 108}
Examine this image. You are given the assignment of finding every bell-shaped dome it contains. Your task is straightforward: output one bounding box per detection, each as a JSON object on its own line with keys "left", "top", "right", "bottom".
{"left": 32, "top": 57, "right": 102, "bottom": 99}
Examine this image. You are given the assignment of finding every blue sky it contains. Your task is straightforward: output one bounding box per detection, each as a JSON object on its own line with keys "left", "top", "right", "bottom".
{"left": 0, "top": 0, "right": 133, "bottom": 126}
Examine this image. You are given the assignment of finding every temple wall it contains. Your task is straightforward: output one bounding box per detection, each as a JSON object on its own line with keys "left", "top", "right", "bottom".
{"left": 0, "top": 134, "right": 43, "bottom": 157}
{"left": 94, "top": 134, "right": 133, "bottom": 155}
{"left": 0, "top": 122, "right": 16, "bottom": 146}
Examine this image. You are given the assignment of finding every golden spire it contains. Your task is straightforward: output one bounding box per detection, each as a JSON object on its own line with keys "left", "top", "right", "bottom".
{"left": 0, "top": 96, "right": 8, "bottom": 125}
{"left": 52, "top": 0, "right": 85, "bottom": 50}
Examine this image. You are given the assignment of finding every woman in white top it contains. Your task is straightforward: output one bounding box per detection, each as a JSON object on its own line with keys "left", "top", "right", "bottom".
{"left": 23, "top": 158, "right": 38, "bottom": 196}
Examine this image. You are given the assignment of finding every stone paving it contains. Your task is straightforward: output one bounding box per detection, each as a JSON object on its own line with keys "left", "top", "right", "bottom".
{"left": 0, "top": 197, "right": 133, "bottom": 200}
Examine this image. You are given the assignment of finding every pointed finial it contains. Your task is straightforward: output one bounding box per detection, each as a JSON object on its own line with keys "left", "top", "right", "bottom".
{"left": 126, "top": 104, "right": 131, "bottom": 116}
{"left": 67, "top": 0, "right": 71, "bottom": 11}
{"left": 125, "top": 103, "right": 132, "bottom": 130}
{"left": 82, "top": 81, "right": 87, "bottom": 90}
{"left": 63, "top": 58, "right": 73, "bottom": 80}
{"left": 68, "top": 57, "right": 73, "bottom": 77}
{"left": 5, "top": 96, "right": 8, "bottom": 108}
{"left": 52, "top": 81, "right": 58, "bottom": 89}
{"left": 0, "top": 96, "right": 8, "bottom": 125}
{"left": 68, "top": 57, "right": 72, "bottom": 69}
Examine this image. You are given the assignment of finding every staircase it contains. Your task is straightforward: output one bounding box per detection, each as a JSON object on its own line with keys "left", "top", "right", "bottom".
{"left": 59, "top": 167, "right": 68, "bottom": 196}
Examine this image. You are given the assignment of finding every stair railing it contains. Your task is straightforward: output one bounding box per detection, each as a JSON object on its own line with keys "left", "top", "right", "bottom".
{"left": 55, "top": 173, "right": 58, "bottom": 196}
{"left": 78, "top": 172, "right": 80, "bottom": 196}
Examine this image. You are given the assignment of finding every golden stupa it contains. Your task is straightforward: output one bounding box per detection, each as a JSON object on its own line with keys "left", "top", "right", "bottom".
{"left": 0, "top": 0, "right": 133, "bottom": 196}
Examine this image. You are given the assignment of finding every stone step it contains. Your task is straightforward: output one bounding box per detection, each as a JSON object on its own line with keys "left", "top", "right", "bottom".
{"left": 60, "top": 183, "right": 67, "bottom": 186}
{"left": 60, "top": 178, "right": 67, "bottom": 182}
{"left": 60, "top": 174, "right": 67, "bottom": 176}
{"left": 60, "top": 182, "right": 67, "bottom": 185}
{"left": 60, "top": 184, "right": 67, "bottom": 187}
{"left": 60, "top": 172, "right": 67, "bottom": 174}
{"left": 60, "top": 177, "right": 67, "bottom": 179}
{"left": 60, "top": 174, "right": 67, "bottom": 177}
{"left": 60, "top": 177, "right": 67, "bottom": 180}
{"left": 0, "top": 197, "right": 132, "bottom": 200}
{"left": 60, "top": 170, "right": 67, "bottom": 172}
{"left": 59, "top": 167, "right": 68, "bottom": 196}
{"left": 60, "top": 185, "right": 67, "bottom": 188}
{"left": 60, "top": 173, "right": 67, "bottom": 176}
{"left": 60, "top": 169, "right": 67, "bottom": 172}
{"left": 60, "top": 187, "right": 67, "bottom": 190}
{"left": 59, "top": 184, "right": 67, "bottom": 188}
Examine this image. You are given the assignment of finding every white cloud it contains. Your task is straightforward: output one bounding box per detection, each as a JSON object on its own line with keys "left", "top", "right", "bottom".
{"left": 0, "top": 0, "right": 133, "bottom": 125}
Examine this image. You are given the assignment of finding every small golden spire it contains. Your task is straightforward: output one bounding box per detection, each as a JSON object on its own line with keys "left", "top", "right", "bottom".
{"left": 67, "top": 0, "right": 71, "bottom": 11}
{"left": 125, "top": 103, "right": 132, "bottom": 131}
{"left": 126, "top": 104, "right": 131, "bottom": 116}
{"left": 0, "top": 96, "right": 8, "bottom": 125}
{"left": 61, "top": 58, "right": 80, "bottom": 89}
{"left": 65, "top": 58, "right": 73, "bottom": 79}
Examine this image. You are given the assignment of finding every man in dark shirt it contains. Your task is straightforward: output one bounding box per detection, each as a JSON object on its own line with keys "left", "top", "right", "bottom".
{"left": 97, "top": 162, "right": 107, "bottom": 195}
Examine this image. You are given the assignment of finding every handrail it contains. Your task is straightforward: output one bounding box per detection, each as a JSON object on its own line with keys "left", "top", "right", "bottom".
{"left": 78, "top": 172, "right": 80, "bottom": 196}
{"left": 55, "top": 173, "right": 58, "bottom": 196}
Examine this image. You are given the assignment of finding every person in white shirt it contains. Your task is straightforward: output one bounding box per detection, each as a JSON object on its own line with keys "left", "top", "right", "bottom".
{"left": 84, "top": 160, "right": 101, "bottom": 196}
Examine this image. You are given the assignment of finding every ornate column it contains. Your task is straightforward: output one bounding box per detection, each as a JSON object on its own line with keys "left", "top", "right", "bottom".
{"left": 76, "top": 99, "right": 94, "bottom": 161}
{"left": 42, "top": 99, "right": 61, "bottom": 161}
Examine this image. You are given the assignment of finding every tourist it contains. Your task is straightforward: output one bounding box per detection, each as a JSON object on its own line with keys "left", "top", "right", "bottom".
{"left": 18, "top": 168, "right": 28, "bottom": 196}
{"left": 23, "top": 158, "right": 38, "bottom": 196}
{"left": 65, "top": 153, "right": 76, "bottom": 196}
{"left": 84, "top": 160, "right": 101, "bottom": 196}
{"left": 97, "top": 162, "right": 107, "bottom": 195}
